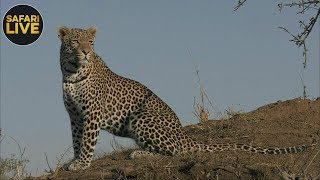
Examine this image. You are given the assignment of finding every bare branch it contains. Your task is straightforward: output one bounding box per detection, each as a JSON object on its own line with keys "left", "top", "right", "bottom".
{"left": 279, "top": 0, "right": 320, "bottom": 14}
{"left": 44, "top": 153, "right": 53, "bottom": 174}
{"left": 234, "top": 0, "right": 247, "bottom": 11}
{"left": 235, "top": 0, "right": 319, "bottom": 68}
{"left": 234, "top": 0, "right": 319, "bottom": 97}
{"left": 279, "top": 1, "right": 319, "bottom": 68}
{"left": 278, "top": 7, "right": 319, "bottom": 68}
{"left": 278, "top": 0, "right": 319, "bottom": 68}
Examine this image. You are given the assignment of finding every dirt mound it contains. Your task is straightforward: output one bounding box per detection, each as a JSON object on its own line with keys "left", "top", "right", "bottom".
{"left": 30, "top": 98, "right": 320, "bottom": 179}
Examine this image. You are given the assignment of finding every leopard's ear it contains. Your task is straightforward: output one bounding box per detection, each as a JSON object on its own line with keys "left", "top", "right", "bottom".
{"left": 58, "top": 26, "right": 70, "bottom": 40}
{"left": 87, "top": 26, "right": 97, "bottom": 37}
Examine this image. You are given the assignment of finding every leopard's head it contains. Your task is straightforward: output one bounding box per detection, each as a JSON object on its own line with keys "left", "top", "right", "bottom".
{"left": 58, "top": 26, "right": 97, "bottom": 74}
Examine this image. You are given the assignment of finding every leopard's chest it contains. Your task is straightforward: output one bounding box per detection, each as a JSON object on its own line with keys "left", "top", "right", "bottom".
{"left": 63, "top": 81, "right": 93, "bottom": 116}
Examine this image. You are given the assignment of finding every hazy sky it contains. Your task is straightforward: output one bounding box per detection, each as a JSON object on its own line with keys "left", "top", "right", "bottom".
{"left": 1, "top": 0, "right": 319, "bottom": 176}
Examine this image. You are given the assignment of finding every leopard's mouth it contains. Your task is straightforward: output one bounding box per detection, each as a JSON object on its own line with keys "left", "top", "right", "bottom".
{"left": 64, "top": 67, "right": 76, "bottom": 74}
{"left": 69, "top": 61, "right": 78, "bottom": 68}
{"left": 63, "top": 56, "right": 89, "bottom": 74}
{"left": 63, "top": 61, "right": 78, "bottom": 74}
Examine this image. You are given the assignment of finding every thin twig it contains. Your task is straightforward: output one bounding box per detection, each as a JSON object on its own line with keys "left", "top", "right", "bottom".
{"left": 234, "top": 0, "right": 247, "bottom": 11}
{"left": 7, "top": 136, "right": 26, "bottom": 160}
{"left": 303, "top": 148, "right": 320, "bottom": 173}
{"left": 187, "top": 48, "right": 211, "bottom": 123}
{"left": 298, "top": 70, "right": 307, "bottom": 99}
{"left": 44, "top": 153, "right": 53, "bottom": 174}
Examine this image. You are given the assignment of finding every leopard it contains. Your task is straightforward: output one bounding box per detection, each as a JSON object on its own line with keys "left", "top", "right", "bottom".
{"left": 58, "top": 26, "right": 316, "bottom": 171}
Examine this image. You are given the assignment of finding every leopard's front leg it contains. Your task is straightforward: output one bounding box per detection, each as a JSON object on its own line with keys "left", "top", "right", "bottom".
{"left": 70, "top": 117, "right": 83, "bottom": 159}
{"left": 68, "top": 113, "right": 101, "bottom": 171}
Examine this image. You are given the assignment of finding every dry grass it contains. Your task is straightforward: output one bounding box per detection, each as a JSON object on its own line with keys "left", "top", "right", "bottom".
{"left": 0, "top": 134, "right": 30, "bottom": 179}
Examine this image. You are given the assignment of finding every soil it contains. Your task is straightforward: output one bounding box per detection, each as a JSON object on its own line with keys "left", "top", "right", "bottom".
{"left": 29, "top": 98, "right": 320, "bottom": 180}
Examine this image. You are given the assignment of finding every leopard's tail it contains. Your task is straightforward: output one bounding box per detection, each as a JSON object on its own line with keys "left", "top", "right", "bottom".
{"left": 178, "top": 131, "right": 317, "bottom": 155}
{"left": 192, "top": 141, "right": 317, "bottom": 154}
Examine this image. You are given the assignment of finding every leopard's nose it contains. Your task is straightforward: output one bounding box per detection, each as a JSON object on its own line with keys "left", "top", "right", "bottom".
{"left": 82, "top": 48, "right": 90, "bottom": 55}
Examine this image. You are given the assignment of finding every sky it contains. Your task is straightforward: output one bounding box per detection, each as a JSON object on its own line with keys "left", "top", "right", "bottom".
{"left": 1, "top": 0, "right": 319, "bottom": 176}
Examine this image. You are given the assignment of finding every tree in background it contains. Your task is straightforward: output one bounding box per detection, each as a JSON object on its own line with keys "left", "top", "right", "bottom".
{"left": 235, "top": 0, "right": 319, "bottom": 98}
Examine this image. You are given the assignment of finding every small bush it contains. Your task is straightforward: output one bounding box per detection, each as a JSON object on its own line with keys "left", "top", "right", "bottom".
{"left": 0, "top": 134, "right": 30, "bottom": 179}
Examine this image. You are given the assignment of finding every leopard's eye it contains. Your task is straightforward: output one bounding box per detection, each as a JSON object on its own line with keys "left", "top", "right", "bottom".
{"left": 88, "top": 40, "right": 94, "bottom": 45}
{"left": 71, "top": 40, "right": 79, "bottom": 44}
